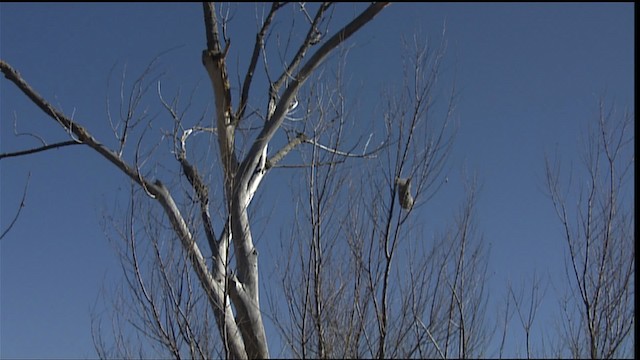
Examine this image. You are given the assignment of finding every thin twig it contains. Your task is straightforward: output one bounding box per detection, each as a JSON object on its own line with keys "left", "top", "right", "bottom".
{"left": 0, "top": 173, "right": 30, "bottom": 240}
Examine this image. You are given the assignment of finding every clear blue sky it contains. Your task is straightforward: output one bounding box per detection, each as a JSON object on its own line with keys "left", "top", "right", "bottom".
{"left": 0, "top": 3, "right": 633, "bottom": 358}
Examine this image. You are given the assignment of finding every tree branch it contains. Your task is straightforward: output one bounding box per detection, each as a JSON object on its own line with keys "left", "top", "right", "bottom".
{"left": 201, "top": 3, "right": 238, "bottom": 195}
{"left": 1, "top": 57, "right": 246, "bottom": 359}
{"left": 1, "top": 60, "right": 158, "bottom": 191}
{"left": 272, "top": 2, "right": 332, "bottom": 95}
{"left": 0, "top": 140, "right": 83, "bottom": 160}
{"left": 0, "top": 173, "right": 30, "bottom": 240}
{"left": 265, "top": 132, "right": 307, "bottom": 170}
{"left": 236, "top": 2, "right": 283, "bottom": 123}
{"left": 237, "top": 2, "right": 390, "bottom": 193}
{"left": 303, "top": 136, "right": 383, "bottom": 159}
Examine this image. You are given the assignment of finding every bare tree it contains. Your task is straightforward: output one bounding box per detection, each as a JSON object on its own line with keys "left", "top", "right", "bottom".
{"left": 271, "top": 33, "right": 492, "bottom": 359}
{"left": 91, "top": 181, "right": 224, "bottom": 359}
{"left": 501, "top": 272, "right": 547, "bottom": 359}
{"left": 544, "top": 99, "right": 634, "bottom": 359}
{"left": 1, "top": 3, "right": 389, "bottom": 359}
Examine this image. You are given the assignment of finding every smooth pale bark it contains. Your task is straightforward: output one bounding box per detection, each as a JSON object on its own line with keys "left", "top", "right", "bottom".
{"left": 200, "top": 3, "right": 389, "bottom": 358}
